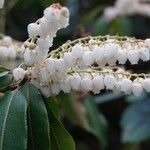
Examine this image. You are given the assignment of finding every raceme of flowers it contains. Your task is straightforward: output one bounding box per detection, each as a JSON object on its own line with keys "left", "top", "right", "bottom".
{"left": 12, "top": 3, "right": 150, "bottom": 98}
{"left": 104, "top": 0, "right": 150, "bottom": 21}
{"left": 0, "top": 34, "right": 23, "bottom": 60}
{"left": 23, "top": 3, "right": 69, "bottom": 66}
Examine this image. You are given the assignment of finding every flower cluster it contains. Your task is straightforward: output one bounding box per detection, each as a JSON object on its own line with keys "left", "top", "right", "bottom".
{"left": 60, "top": 37, "right": 150, "bottom": 67}
{"left": 23, "top": 3, "right": 69, "bottom": 66}
{"left": 12, "top": 4, "right": 150, "bottom": 98}
{"left": 0, "top": 35, "right": 23, "bottom": 60}
{"left": 104, "top": 0, "right": 150, "bottom": 21}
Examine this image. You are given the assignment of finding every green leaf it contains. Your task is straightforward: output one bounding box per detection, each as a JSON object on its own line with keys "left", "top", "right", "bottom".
{"left": 84, "top": 97, "right": 108, "bottom": 149}
{"left": 0, "top": 74, "right": 13, "bottom": 89}
{"left": 20, "top": 84, "right": 51, "bottom": 150}
{"left": 121, "top": 99, "right": 150, "bottom": 143}
{"left": 0, "top": 65, "right": 9, "bottom": 73}
{"left": 0, "top": 91, "right": 27, "bottom": 150}
{"left": 45, "top": 99, "right": 76, "bottom": 150}
{"left": 45, "top": 97, "right": 59, "bottom": 118}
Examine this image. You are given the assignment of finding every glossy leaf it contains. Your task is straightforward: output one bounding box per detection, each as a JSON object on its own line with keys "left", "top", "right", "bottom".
{"left": 20, "top": 84, "right": 51, "bottom": 150}
{"left": 121, "top": 99, "right": 150, "bottom": 143}
{"left": 84, "top": 97, "right": 108, "bottom": 149}
{"left": 0, "top": 74, "right": 13, "bottom": 89}
{"left": 0, "top": 91, "right": 27, "bottom": 150}
{"left": 45, "top": 97, "right": 59, "bottom": 118}
{"left": 45, "top": 99, "right": 76, "bottom": 150}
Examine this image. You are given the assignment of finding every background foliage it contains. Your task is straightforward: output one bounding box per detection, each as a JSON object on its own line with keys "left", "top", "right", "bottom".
{"left": 0, "top": 0, "right": 150, "bottom": 150}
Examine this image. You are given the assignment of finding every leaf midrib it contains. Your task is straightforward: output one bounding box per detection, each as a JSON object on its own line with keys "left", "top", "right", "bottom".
{"left": 0, "top": 93, "right": 14, "bottom": 150}
{"left": 27, "top": 86, "right": 35, "bottom": 150}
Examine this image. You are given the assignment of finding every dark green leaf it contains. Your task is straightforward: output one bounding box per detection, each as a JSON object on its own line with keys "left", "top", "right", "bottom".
{"left": 0, "top": 72, "right": 9, "bottom": 78}
{"left": 121, "top": 99, "right": 150, "bottom": 143}
{"left": 84, "top": 97, "right": 108, "bottom": 149}
{"left": 20, "top": 84, "right": 51, "bottom": 150}
{"left": 45, "top": 97, "right": 59, "bottom": 118}
{"left": 0, "top": 91, "right": 27, "bottom": 150}
{"left": 0, "top": 74, "right": 13, "bottom": 89}
{"left": 45, "top": 100, "right": 76, "bottom": 150}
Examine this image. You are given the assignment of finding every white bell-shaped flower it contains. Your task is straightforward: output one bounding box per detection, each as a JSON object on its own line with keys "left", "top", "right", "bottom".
{"left": 69, "top": 75, "right": 81, "bottom": 91}
{"left": 144, "top": 39, "right": 150, "bottom": 50}
{"left": 139, "top": 47, "right": 150, "bottom": 61}
{"left": 8, "top": 47, "right": 17, "bottom": 59}
{"left": 142, "top": 78, "right": 150, "bottom": 92}
{"left": 71, "top": 44, "right": 84, "bottom": 59}
{"left": 120, "top": 78, "right": 132, "bottom": 93}
{"left": 23, "top": 49, "right": 35, "bottom": 66}
{"left": 13, "top": 68, "right": 26, "bottom": 81}
{"left": 63, "top": 52, "right": 75, "bottom": 67}
{"left": 59, "top": 7, "right": 69, "bottom": 28}
{"left": 44, "top": 6, "right": 60, "bottom": 22}
{"left": 51, "top": 83, "right": 61, "bottom": 95}
{"left": 0, "top": 46, "right": 9, "bottom": 58}
{"left": 44, "top": 58, "right": 55, "bottom": 75}
{"left": 104, "top": 43, "right": 118, "bottom": 58}
{"left": 104, "top": 74, "right": 117, "bottom": 90}
{"left": 39, "top": 67, "right": 50, "bottom": 83}
{"left": 81, "top": 77, "right": 93, "bottom": 91}
{"left": 93, "top": 46, "right": 104, "bottom": 62}
{"left": 93, "top": 75, "right": 104, "bottom": 91}
{"left": 60, "top": 78, "right": 71, "bottom": 93}
{"left": 117, "top": 49, "right": 128, "bottom": 64}
{"left": 132, "top": 82, "right": 143, "bottom": 96}
{"left": 40, "top": 86, "right": 51, "bottom": 97}
{"left": 82, "top": 51, "right": 94, "bottom": 66}
{"left": 37, "top": 38, "right": 51, "bottom": 51}
{"left": 28, "top": 23, "right": 42, "bottom": 37}
{"left": 38, "top": 17, "right": 50, "bottom": 38}
{"left": 2, "top": 36, "right": 12, "bottom": 46}
{"left": 127, "top": 50, "right": 139, "bottom": 64}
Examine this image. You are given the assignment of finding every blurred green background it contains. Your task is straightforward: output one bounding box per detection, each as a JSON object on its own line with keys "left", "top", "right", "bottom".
{"left": 1, "top": 0, "right": 150, "bottom": 150}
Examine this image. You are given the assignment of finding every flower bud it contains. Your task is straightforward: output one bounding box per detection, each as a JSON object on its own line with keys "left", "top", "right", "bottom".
{"left": 59, "top": 7, "right": 69, "bottom": 28}
{"left": 28, "top": 23, "right": 42, "bottom": 37}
